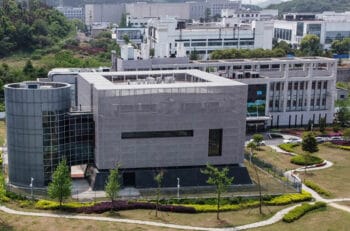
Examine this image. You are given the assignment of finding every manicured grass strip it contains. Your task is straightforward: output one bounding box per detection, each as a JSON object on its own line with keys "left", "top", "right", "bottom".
{"left": 304, "top": 180, "right": 331, "bottom": 197}
{"left": 278, "top": 143, "right": 299, "bottom": 153}
{"left": 290, "top": 154, "right": 323, "bottom": 166}
{"left": 283, "top": 202, "right": 326, "bottom": 223}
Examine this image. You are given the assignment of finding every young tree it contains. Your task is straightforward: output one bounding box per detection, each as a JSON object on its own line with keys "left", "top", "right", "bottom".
{"left": 300, "top": 34, "right": 322, "bottom": 56}
{"left": 319, "top": 117, "right": 326, "bottom": 133}
{"left": 246, "top": 141, "right": 257, "bottom": 164}
{"left": 201, "top": 164, "right": 234, "bottom": 220}
{"left": 302, "top": 132, "right": 319, "bottom": 153}
{"left": 154, "top": 170, "right": 164, "bottom": 217}
{"left": 252, "top": 134, "right": 264, "bottom": 145}
{"left": 190, "top": 48, "right": 199, "bottom": 60}
{"left": 48, "top": 158, "right": 72, "bottom": 207}
{"left": 105, "top": 164, "right": 120, "bottom": 206}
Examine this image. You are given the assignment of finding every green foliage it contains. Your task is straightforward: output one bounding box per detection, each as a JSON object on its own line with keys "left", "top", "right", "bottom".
{"left": 105, "top": 165, "right": 120, "bottom": 202}
{"left": 331, "top": 38, "right": 350, "bottom": 54}
{"left": 0, "top": 0, "right": 73, "bottom": 57}
{"left": 267, "top": 0, "right": 350, "bottom": 13}
{"left": 154, "top": 170, "right": 164, "bottom": 217}
{"left": 300, "top": 34, "right": 322, "bottom": 56}
{"left": 319, "top": 118, "right": 326, "bottom": 133}
{"left": 47, "top": 158, "right": 72, "bottom": 207}
{"left": 211, "top": 48, "right": 286, "bottom": 60}
{"left": 265, "top": 191, "right": 312, "bottom": 205}
{"left": 343, "top": 128, "right": 350, "bottom": 140}
{"left": 283, "top": 202, "right": 326, "bottom": 223}
{"left": 302, "top": 132, "right": 319, "bottom": 153}
{"left": 278, "top": 143, "right": 299, "bottom": 152}
{"left": 190, "top": 49, "right": 199, "bottom": 60}
{"left": 201, "top": 164, "right": 234, "bottom": 219}
{"left": 35, "top": 199, "right": 93, "bottom": 210}
{"left": 324, "top": 142, "right": 350, "bottom": 151}
{"left": 304, "top": 180, "right": 331, "bottom": 197}
{"left": 185, "top": 201, "right": 260, "bottom": 212}
{"left": 252, "top": 134, "right": 264, "bottom": 144}
{"left": 290, "top": 154, "right": 323, "bottom": 166}
{"left": 0, "top": 171, "right": 9, "bottom": 202}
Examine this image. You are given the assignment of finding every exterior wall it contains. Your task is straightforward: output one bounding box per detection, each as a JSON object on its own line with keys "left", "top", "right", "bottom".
{"left": 5, "top": 82, "right": 71, "bottom": 187}
{"left": 84, "top": 4, "right": 125, "bottom": 25}
{"left": 337, "top": 67, "right": 350, "bottom": 82}
{"left": 126, "top": 2, "right": 190, "bottom": 19}
{"left": 88, "top": 84, "right": 247, "bottom": 170}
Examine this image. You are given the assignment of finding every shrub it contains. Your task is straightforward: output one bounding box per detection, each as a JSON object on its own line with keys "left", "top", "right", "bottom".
{"left": 35, "top": 200, "right": 94, "bottom": 211}
{"left": 78, "top": 201, "right": 196, "bottom": 214}
{"left": 304, "top": 180, "right": 331, "bottom": 197}
{"left": 278, "top": 143, "right": 299, "bottom": 152}
{"left": 290, "top": 154, "right": 323, "bottom": 166}
{"left": 185, "top": 201, "right": 260, "bottom": 212}
{"left": 265, "top": 191, "right": 312, "bottom": 205}
{"left": 283, "top": 202, "right": 326, "bottom": 223}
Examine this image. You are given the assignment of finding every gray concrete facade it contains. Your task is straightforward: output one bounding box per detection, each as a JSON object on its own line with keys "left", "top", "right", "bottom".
{"left": 5, "top": 82, "right": 71, "bottom": 187}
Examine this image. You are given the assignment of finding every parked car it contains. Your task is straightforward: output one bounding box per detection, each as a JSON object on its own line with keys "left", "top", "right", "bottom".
{"left": 283, "top": 137, "right": 302, "bottom": 144}
{"left": 315, "top": 137, "right": 327, "bottom": 143}
{"left": 330, "top": 136, "right": 344, "bottom": 141}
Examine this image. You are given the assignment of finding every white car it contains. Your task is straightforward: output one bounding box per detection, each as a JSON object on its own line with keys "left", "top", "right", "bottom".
{"left": 248, "top": 139, "right": 266, "bottom": 146}
{"left": 283, "top": 137, "right": 302, "bottom": 144}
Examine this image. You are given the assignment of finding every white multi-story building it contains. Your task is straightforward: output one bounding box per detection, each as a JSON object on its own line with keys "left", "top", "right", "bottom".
{"left": 274, "top": 12, "right": 350, "bottom": 49}
{"left": 56, "top": 6, "right": 84, "bottom": 21}
{"left": 143, "top": 17, "right": 273, "bottom": 59}
{"left": 84, "top": 3, "right": 125, "bottom": 26}
{"left": 125, "top": 0, "right": 241, "bottom": 20}
{"left": 115, "top": 56, "right": 337, "bottom": 130}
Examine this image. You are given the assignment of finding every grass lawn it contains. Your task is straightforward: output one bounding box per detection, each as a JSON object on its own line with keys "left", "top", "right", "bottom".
{"left": 250, "top": 146, "right": 299, "bottom": 171}
{"left": 0, "top": 211, "right": 168, "bottom": 231}
{"left": 0, "top": 120, "right": 6, "bottom": 146}
{"left": 295, "top": 144, "right": 350, "bottom": 198}
{"left": 251, "top": 207, "right": 350, "bottom": 231}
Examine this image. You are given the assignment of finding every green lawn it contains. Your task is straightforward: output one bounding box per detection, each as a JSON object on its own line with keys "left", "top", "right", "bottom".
{"left": 0, "top": 120, "right": 6, "bottom": 146}
{"left": 251, "top": 207, "right": 350, "bottom": 231}
{"left": 254, "top": 143, "right": 350, "bottom": 198}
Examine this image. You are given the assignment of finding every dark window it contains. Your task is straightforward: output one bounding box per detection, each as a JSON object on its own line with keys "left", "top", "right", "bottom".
{"left": 121, "top": 130, "right": 193, "bottom": 139}
{"left": 123, "top": 172, "right": 135, "bottom": 186}
{"left": 208, "top": 129, "right": 222, "bottom": 156}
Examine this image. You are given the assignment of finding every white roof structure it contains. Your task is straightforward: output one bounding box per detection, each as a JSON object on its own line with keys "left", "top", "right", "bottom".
{"left": 78, "top": 70, "right": 246, "bottom": 90}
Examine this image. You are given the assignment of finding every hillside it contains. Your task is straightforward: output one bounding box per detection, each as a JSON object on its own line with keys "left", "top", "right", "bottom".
{"left": 267, "top": 0, "right": 350, "bottom": 13}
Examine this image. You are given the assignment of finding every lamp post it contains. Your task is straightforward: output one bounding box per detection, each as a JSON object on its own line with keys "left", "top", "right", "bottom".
{"left": 177, "top": 177, "right": 180, "bottom": 199}
{"left": 29, "top": 177, "right": 34, "bottom": 200}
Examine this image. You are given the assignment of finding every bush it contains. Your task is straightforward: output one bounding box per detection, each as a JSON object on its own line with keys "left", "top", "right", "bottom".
{"left": 265, "top": 191, "right": 312, "bottom": 205}
{"left": 283, "top": 202, "right": 326, "bottom": 223}
{"left": 304, "top": 180, "right": 331, "bottom": 197}
{"left": 35, "top": 200, "right": 94, "bottom": 211}
{"left": 78, "top": 201, "right": 196, "bottom": 214}
{"left": 185, "top": 201, "right": 260, "bottom": 212}
{"left": 290, "top": 154, "right": 323, "bottom": 166}
{"left": 278, "top": 143, "right": 299, "bottom": 152}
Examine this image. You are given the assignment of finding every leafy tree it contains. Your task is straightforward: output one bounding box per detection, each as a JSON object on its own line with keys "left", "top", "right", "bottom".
{"left": 201, "top": 164, "right": 234, "bottom": 220}
{"left": 319, "top": 117, "right": 326, "bottom": 133}
{"left": 252, "top": 134, "right": 264, "bottom": 145}
{"left": 105, "top": 164, "right": 120, "bottom": 205}
{"left": 302, "top": 132, "right": 319, "bottom": 153}
{"left": 47, "top": 158, "right": 72, "bottom": 207}
{"left": 331, "top": 38, "right": 350, "bottom": 54}
{"left": 343, "top": 128, "right": 350, "bottom": 141}
{"left": 154, "top": 170, "right": 164, "bottom": 217}
{"left": 23, "top": 60, "right": 35, "bottom": 77}
{"left": 190, "top": 48, "right": 199, "bottom": 60}
{"left": 337, "top": 106, "right": 350, "bottom": 127}
{"left": 246, "top": 141, "right": 257, "bottom": 164}
{"left": 123, "top": 34, "right": 130, "bottom": 44}
{"left": 300, "top": 34, "right": 322, "bottom": 56}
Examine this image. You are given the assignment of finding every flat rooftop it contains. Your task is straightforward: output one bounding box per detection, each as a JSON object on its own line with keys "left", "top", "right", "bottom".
{"left": 78, "top": 70, "right": 245, "bottom": 90}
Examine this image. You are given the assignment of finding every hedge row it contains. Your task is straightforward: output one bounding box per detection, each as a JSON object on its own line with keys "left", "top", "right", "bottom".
{"left": 77, "top": 201, "right": 196, "bottom": 214}
{"left": 324, "top": 142, "right": 350, "bottom": 151}
{"left": 283, "top": 202, "right": 326, "bottom": 223}
{"left": 181, "top": 201, "right": 260, "bottom": 212}
{"left": 290, "top": 155, "right": 323, "bottom": 166}
{"left": 265, "top": 191, "right": 312, "bottom": 205}
{"left": 278, "top": 143, "right": 299, "bottom": 153}
{"left": 35, "top": 200, "right": 94, "bottom": 211}
{"left": 304, "top": 180, "right": 331, "bottom": 197}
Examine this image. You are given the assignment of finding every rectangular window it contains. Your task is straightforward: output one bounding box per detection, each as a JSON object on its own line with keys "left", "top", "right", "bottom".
{"left": 121, "top": 130, "right": 193, "bottom": 139}
{"left": 208, "top": 129, "right": 223, "bottom": 156}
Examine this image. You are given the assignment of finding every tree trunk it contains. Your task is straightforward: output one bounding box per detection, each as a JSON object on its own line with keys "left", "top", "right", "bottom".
{"left": 217, "top": 190, "right": 220, "bottom": 220}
